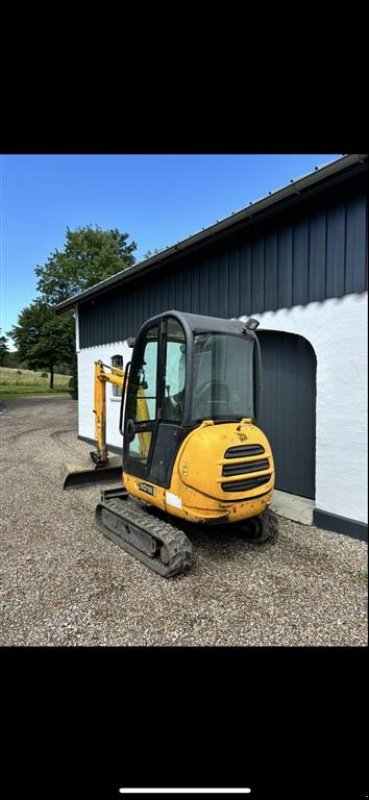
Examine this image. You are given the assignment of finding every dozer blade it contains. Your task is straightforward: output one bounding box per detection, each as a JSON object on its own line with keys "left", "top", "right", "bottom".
{"left": 62, "top": 455, "right": 122, "bottom": 489}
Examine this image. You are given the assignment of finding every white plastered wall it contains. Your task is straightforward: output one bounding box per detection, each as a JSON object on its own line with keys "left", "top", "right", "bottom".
{"left": 76, "top": 291, "right": 368, "bottom": 525}
{"left": 77, "top": 338, "right": 131, "bottom": 453}
{"left": 239, "top": 292, "right": 368, "bottom": 524}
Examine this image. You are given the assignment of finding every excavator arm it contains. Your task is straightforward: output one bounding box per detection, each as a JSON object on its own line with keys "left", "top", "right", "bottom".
{"left": 91, "top": 359, "right": 151, "bottom": 467}
{"left": 92, "top": 360, "right": 124, "bottom": 465}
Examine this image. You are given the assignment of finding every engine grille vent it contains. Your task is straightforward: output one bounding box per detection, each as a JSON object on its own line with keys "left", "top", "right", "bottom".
{"left": 222, "top": 458, "right": 269, "bottom": 477}
{"left": 221, "top": 475, "right": 271, "bottom": 492}
{"left": 224, "top": 444, "right": 265, "bottom": 459}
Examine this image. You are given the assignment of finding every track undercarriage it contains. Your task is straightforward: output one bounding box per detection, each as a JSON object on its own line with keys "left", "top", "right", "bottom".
{"left": 95, "top": 487, "right": 278, "bottom": 578}
{"left": 95, "top": 487, "right": 194, "bottom": 578}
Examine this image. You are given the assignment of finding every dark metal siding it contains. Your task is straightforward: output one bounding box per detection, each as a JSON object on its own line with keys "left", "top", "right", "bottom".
{"left": 79, "top": 172, "right": 367, "bottom": 348}
{"left": 258, "top": 331, "right": 317, "bottom": 498}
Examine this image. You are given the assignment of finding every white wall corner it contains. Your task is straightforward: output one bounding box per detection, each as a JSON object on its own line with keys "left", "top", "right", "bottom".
{"left": 77, "top": 340, "right": 131, "bottom": 450}
{"left": 74, "top": 306, "right": 80, "bottom": 353}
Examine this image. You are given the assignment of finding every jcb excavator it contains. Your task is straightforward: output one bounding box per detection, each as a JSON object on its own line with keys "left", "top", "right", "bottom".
{"left": 63, "top": 310, "right": 278, "bottom": 577}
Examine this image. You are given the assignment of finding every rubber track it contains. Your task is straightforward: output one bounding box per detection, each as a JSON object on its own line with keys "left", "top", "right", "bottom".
{"left": 95, "top": 495, "right": 193, "bottom": 578}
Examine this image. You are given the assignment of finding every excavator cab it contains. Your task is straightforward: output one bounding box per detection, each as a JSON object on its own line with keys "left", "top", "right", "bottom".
{"left": 122, "top": 311, "right": 260, "bottom": 491}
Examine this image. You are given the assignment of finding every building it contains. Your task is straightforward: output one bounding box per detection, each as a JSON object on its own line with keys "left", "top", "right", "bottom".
{"left": 56, "top": 154, "right": 368, "bottom": 541}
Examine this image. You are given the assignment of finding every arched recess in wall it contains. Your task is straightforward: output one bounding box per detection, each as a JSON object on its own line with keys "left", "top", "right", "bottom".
{"left": 257, "top": 330, "right": 317, "bottom": 499}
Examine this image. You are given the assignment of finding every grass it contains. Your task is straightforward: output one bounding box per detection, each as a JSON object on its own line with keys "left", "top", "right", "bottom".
{"left": 0, "top": 367, "right": 71, "bottom": 398}
{"left": 358, "top": 570, "right": 368, "bottom": 583}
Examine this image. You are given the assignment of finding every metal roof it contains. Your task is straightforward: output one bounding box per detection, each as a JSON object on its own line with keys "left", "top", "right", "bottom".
{"left": 55, "top": 153, "right": 368, "bottom": 313}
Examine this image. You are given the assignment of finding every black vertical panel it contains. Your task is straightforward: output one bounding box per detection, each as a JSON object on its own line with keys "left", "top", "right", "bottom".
{"left": 264, "top": 230, "right": 278, "bottom": 311}
{"left": 128, "top": 295, "right": 134, "bottom": 338}
{"left": 131, "top": 294, "right": 137, "bottom": 337}
{"left": 152, "top": 281, "right": 158, "bottom": 317}
{"left": 143, "top": 282, "right": 149, "bottom": 323}
{"left": 99, "top": 302, "right": 103, "bottom": 343}
{"left": 228, "top": 246, "right": 240, "bottom": 318}
{"left": 183, "top": 263, "right": 192, "bottom": 312}
{"left": 200, "top": 257, "right": 208, "bottom": 312}
{"left": 114, "top": 296, "right": 121, "bottom": 341}
{"left": 182, "top": 266, "right": 190, "bottom": 311}
{"left": 345, "top": 182, "right": 367, "bottom": 293}
{"left": 258, "top": 331, "right": 316, "bottom": 498}
{"left": 96, "top": 300, "right": 102, "bottom": 347}
{"left": 88, "top": 305, "right": 92, "bottom": 346}
{"left": 134, "top": 286, "right": 140, "bottom": 330}
{"left": 159, "top": 276, "right": 166, "bottom": 313}
{"left": 107, "top": 297, "right": 114, "bottom": 342}
{"left": 326, "top": 185, "right": 346, "bottom": 297}
{"left": 156, "top": 280, "right": 162, "bottom": 315}
{"left": 95, "top": 304, "right": 99, "bottom": 345}
{"left": 251, "top": 236, "right": 264, "bottom": 313}
{"left": 308, "top": 207, "right": 326, "bottom": 301}
{"left": 80, "top": 303, "right": 86, "bottom": 347}
{"left": 293, "top": 216, "right": 309, "bottom": 305}
{"left": 181, "top": 267, "right": 188, "bottom": 310}
{"left": 168, "top": 269, "right": 176, "bottom": 309}
{"left": 239, "top": 241, "right": 251, "bottom": 312}
{"left": 133, "top": 282, "right": 140, "bottom": 333}
{"left": 199, "top": 260, "right": 210, "bottom": 315}
{"left": 161, "top": 273, "right": 170, "bottom": 313}
{"left": 191, "top": 260, "right": 200, "bottom": 313}
{"left": 126, "top": 289, "right": 132, "bottom": 339}
{"left": 117, "top": 295, "right": 124, "bottom": 340}
{"left": 138, "top": 279, "right": 145, "bottom": 330}
{"left": 277, "top": 227, "right": 293, "bottom": 308}
{"left": 99, "top": 298, "right": 106, "bottom": 342}
{"left": 175, "top": 269, "right": 185, "bottom": 311}
{"left": 150, "top": 279, "right": 158, "bottom": 317}
{"left": 209, "top": 251, "right": 218, "bottom": 316}
{"left": 218, "top": 249, "right": 229, "bottom": 318}
{"left": 139, "top": 288, "right": 146, "bottom": 329}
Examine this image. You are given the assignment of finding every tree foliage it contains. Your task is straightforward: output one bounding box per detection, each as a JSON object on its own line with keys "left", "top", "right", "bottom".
{"left": 0, "top": 350, "right": 28, "bottom": 369}
{"left": 0, "top": 330, "right": 9, "bottom": 366}
{"left": 9, "top": 225, "right": 137, "bottom": 397}
{"left": 9, "top": 303, "right": 75, "bottom": 389}
{"left": 35, "top": 225, "right": 137, "bottom": 305}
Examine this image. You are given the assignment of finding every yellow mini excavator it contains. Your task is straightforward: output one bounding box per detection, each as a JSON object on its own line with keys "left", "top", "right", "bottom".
{"left": 63, "top": 310, "right": 278, "bottom": 577}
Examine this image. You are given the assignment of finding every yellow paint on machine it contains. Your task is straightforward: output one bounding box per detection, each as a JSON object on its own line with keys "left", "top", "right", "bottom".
{"left": 124, "top": 419, "right": 274, "bottom": 525}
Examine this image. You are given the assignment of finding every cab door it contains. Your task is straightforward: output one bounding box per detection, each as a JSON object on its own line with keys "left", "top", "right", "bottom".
{"left": 123, "top": 316, "right": 188, "bottom": 487}
{"left": 123, "top": 323, "right": 160, "bottom": 481}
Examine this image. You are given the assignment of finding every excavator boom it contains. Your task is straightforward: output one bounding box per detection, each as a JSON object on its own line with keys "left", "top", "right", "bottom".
{"left": 62, "top": 360, "right": 125, "bottom": 488}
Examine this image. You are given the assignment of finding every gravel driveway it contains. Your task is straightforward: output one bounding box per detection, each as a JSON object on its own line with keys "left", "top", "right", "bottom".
{"left": 0, "top": 396, "right": 367, "bottom": 646}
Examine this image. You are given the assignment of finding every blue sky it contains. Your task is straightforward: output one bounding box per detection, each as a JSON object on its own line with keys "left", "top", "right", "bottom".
{"left": 1, "top": 153, "right": 341, "bottom": 345}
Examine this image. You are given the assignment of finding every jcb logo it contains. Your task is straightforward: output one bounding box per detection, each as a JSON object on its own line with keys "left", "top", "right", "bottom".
{"left": 236, "top": 432, "right": 248, "bottom": 442}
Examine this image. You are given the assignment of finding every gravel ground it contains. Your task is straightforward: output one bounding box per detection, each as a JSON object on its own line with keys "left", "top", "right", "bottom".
{"left": 0, "top": 396, "right": 367, "bottom": 646}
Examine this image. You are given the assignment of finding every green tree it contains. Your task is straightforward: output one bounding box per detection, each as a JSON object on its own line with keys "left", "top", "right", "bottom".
{"left": 0, "top": 349, "right": 27, "bottom": 369}
{"left": 35, "top": 225, "right": 137, "bottom": 305}
{"left": 32, "top": 224, "right": 136, "bottom": 398}
{"left": 9, "top": 303, "right": 75, "bottom": 389}
{"left": 0, "top": 330, "right": 9, "bottom": 365}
